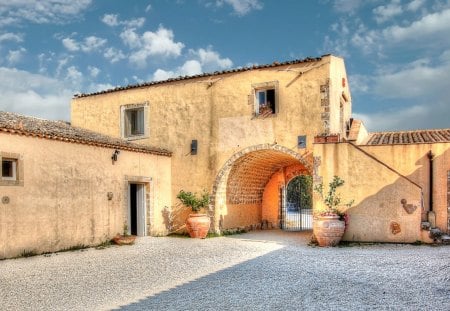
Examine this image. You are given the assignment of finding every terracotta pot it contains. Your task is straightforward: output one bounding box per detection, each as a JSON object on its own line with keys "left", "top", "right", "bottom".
{"left": 112, "top": 234, "right": 136, "bottom": 245}
{"left": 313, "top": 214, "right": 345, "bottom": 247}
{"left": 186, "top": 214, "right": 210, "bottom": 239}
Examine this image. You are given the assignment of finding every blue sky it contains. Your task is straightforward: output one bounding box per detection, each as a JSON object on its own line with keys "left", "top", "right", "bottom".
{"left": 0, "top": 0, "right": 449, "bottom": 131}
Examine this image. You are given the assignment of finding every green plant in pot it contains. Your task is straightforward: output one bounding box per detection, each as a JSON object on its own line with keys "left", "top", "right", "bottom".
{"left": 177, "top": 190, "right": 211, "bottom": 239}
{"left": 313, "top": 176, "right": 353, "bottom": 247}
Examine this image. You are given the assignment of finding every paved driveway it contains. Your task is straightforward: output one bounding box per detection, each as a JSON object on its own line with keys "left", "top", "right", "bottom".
{"left": 1, "top": 231, "right": 449, "bottom": 310}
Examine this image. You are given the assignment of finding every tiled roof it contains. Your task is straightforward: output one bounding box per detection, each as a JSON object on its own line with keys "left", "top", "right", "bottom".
{"left": 365, "top": 129, "right": 450, "bottom": 145}
{"left": 74, "top": 55, "right": 326, "bottom": 98}
{"left": 0, "top": 111, "right": 171, "bottom": 156}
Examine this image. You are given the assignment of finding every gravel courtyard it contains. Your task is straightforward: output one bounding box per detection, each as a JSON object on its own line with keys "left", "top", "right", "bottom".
{"left": 1, "top": 230, "right": 449, "bottom": 311}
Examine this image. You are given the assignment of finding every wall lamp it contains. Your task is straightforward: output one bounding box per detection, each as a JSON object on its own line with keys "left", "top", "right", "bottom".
{"left": 111, "top": 149, "right": 120, "bottom": 163}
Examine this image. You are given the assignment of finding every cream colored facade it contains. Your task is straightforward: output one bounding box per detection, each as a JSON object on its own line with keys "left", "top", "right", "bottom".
{"left": 71, "top": 54, "right": 450, "bottom": 242}
{"left": 0, "top": 130, "right": 171, "bottom": 259}
{"left": 72, "top": 55, "right": 352, "bottom": 232}
{"left": 2, "top": 54, "right": 445, "bottom": 259}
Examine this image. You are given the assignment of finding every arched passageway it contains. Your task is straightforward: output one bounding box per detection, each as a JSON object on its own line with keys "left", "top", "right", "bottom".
{"left": 211, "top": 144, "right": 312, "bottom": 233}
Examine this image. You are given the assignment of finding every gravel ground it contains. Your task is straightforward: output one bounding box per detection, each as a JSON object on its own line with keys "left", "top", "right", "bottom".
{"left": 1, "top": 230, "right": 449, "bottom": 311}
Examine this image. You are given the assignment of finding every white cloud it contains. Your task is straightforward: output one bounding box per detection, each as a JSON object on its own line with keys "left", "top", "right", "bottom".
{"left": 373, "top": 0, "right": 403, "bottom": 24}
{"left": 62, "top": 37, "right": 79, "bottom": 51}
{"left": 353, "top": 101, "right": 450, "bottom": 131}
{"left": 103, "top": 47, "right": 126, "bottom": 63}
{"left": 62, "top": 36, "right": 107, "bottom": 53}
{"left": 193, "top": 47, "right": 233, "bottom": 71}
{"left": 145, "top": 4, "right": 152, "bottom": 12}
{"left": 101, "top": 13, "right": 145, "bottom": 28}
{"left": 382, "top": 8, "right": 450, "bottom": 42}
{"left": 7, "top": 47, "right": 26, "bottom": 64}
{"left": 152, "top": 47, "right": 233, "bottom": 81}
{"left": 101, "top": 14, "right": 119, "bottom": 26}
{"left": 406, "top": 0, "right": 425, "bottom": 12}
{"left": 0, "top": 32, "right": 23, "bottom": 43}
{"left": 215, "top": 0, "right": 263, "bottom": 16}
{"left": 88, "top": 66, "right": 100, "bottom": 78}
{"left": 0, "top": 0, "right": 92, "bottom": 27}
{"left": 65, "top": 66, "right": 83, "bottom": 87}
{"left": 351, "top": 53, "right": 450, "bottom": 131}
{"left": 121, "top": 26, "right": 185, "bottom": 68}
{"left": 0, "top": 67, "right": 74, "bottom": 120}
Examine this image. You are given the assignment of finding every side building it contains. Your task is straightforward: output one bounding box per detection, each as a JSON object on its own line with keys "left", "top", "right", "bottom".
{"left": 0, "top": 112, "right": 171, "bottom": 259}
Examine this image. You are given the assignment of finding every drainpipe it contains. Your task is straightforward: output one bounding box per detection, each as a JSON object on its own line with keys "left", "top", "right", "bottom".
{"left": 427, "top": 151, "right": 434, "bottom": 212}
{"left": 427, "top": 150, "right": 436, "bottom": 228}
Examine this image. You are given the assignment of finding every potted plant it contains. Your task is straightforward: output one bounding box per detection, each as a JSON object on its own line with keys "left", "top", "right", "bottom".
{"left": 313, "top": 176, "right": 353, "bottom": 247}
{"left": 177, "top": 189, "right": 210, "bottom": 239}
{"left": 112, "top": 223, "right": 136, "bottom": 245}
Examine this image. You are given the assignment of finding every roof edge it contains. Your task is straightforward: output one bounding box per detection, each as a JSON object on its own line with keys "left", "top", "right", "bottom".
{"left": 74, "top": 55, "right": 331, "bottom": 98}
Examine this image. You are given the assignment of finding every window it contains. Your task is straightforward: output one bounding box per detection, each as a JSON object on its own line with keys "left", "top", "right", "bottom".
{"left": 256, "top": 89, "right": 276, "bottom": 116}
{"left": 251, "top": 81, "right": 278, "bottom": 117}
{"left": 121, "top": 103, "right": 149, "bottom": 140}
{"left": 2, "top": 159, "right": 17, "bottom": 181}
{"left": 0, "top": 152, "right": 22, "bottom": 186}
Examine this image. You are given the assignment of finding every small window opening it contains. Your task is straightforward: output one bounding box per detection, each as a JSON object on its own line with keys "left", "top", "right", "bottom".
{"left": 124, "top": 107, "right": 145, "bottom": 138}
{"left": 2, "top": 159, "right": 17, "bottom": 180}
{"left": 256, "top": 88, "right": 276, "bottom": 116}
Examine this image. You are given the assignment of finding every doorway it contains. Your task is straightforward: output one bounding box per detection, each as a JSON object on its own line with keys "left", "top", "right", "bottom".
{"left": 280, "top": 175, "right": 313, "bottom": 231}
{"left": 128, "top": 183, "right": 146, "bottom": 236}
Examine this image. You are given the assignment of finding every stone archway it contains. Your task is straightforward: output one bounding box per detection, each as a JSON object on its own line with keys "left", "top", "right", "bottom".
{"left": 210, "top": 144, "right": 312, "bottom": 233}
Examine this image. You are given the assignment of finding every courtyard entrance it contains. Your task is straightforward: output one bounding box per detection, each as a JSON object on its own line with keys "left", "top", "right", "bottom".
{"left": 211, "top": 144, "right": 313, "bottom": 233}
{"left": 280, "top": 175, "right": 313, "bottom": 231}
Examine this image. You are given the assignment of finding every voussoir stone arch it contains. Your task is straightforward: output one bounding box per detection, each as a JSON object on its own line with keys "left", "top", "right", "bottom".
{"left": 209, "top": 144, "right": 312, "bottom": 233}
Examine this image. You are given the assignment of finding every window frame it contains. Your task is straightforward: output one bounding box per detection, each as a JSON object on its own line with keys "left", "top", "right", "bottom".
{"left": 2, "top": 158, "right": 17, "bottom": 181}
{"left": 251, "top": 81, "right": 279, "bottom": 118}
{"left": 0, "top": 152, "right": 23, "bottom": 186}
{"left": 120, "top": 102, "right": 149, "bottom": 140}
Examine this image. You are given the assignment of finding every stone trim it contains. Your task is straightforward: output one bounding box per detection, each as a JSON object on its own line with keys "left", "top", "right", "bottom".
{"left": 0, "top": 151, "right": 24, "bottom": 187}
{"left": 320, "top": 79, "right": 330, "bottom": 134}
{"left": 210, "top": 144, "right": 312, "bottom": 233}
{"left": 124, "top": 175, "right": 153, "bottom": 236}
{"left": 447, "top": 170, "right": 450, "bottom": 232}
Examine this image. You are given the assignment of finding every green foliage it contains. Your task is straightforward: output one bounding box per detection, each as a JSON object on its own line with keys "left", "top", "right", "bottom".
{"left": 287, "top": 175, "right": 312, "bottom": 209}
{"left": 177, "top": 189, "right": 210, "bottom": 212}
{"left": 314, "top": 176, "right": 354, "bottom": 215}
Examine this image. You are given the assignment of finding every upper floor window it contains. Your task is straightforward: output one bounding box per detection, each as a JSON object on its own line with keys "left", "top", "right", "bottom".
{"left": 121, "top": 103, "right": 149, "bottom": 140}
{"left": 251, "top": 81, "right": 279, "bottom": 118}
{"left": 2, "top": 159, "right": 17, "bottom": 181}
{"left": 256, "top": 89, "right": 276, "bottom": 116}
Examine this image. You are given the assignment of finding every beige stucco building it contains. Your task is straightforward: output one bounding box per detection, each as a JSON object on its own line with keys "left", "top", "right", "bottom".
{"left": 0, "top": 112, "right": 171, "bottom": 259}
{"left": 1, "top": 54, "right": 449, "bottom": 258}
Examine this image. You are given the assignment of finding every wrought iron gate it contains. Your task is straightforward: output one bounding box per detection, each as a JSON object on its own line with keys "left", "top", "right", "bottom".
{"left": 280, "top": 186, "right": 313, "bottom": 231}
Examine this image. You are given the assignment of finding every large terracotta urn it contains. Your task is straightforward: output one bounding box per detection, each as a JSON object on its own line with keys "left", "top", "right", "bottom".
{"left": 313, "top": 214, "right": 345, "bottom": 247}
{"left": 186, "top": 214, "right": 210, "bottom": 239}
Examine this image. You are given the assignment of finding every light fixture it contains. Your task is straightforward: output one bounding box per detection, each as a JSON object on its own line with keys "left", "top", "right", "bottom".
{"left": 111, "top": 149, "right": 120, "bottom": 163}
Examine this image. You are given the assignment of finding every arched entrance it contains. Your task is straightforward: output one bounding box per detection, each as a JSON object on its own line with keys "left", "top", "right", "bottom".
{"left": 210, "top": 144, "right": 312, "bottom": 233}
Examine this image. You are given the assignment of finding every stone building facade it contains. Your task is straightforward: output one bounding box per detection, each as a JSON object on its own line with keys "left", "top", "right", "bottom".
{"left": 71, "top": 54, "right": 450, "bottom": 242}
{"left": 1, "top": 54, "right": 448, "bottom": 258}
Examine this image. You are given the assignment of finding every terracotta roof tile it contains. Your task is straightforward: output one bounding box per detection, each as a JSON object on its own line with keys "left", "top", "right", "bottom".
{"left": 0, "top": 111, "right": 171, "bottom": 156}
{"left": 366, "top": 129, "right": 450, "bottom": 145}
{"left": 74, "top": 55, "right": 326, "bottom": 98}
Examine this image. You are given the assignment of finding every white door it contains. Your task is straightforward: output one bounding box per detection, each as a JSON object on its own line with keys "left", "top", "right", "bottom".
{"left": 136, "top": 184, "right": 146, "bottom": 236}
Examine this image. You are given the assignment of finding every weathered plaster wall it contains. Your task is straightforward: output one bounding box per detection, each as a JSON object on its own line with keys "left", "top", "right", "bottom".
{"left": 314, "top": 142, "right": 422, "bottom": 243}
{"left": 0, "top": 133, "right": 171, "bottom": 259}
{"left": 71, "top": 55, "right": 351, "bottom": 231}
{"left": 360, "top": 143, "right": 450, "bottom": 232}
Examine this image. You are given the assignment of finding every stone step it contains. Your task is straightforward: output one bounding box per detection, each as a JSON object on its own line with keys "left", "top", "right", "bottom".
{"left": 421, "top": 222, "right": 431, "bottom": 230}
